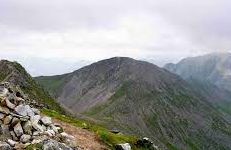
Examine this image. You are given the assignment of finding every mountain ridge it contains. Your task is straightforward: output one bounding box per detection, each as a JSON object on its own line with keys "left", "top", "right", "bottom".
{"left": 0, "top": 59, "right": 64, "bottom": 113}
{"left": 36, "top": 57, "right": 231, "bottom": 150}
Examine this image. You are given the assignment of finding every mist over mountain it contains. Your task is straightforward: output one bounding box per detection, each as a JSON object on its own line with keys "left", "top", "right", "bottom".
{"left": 165, "top": 53, "right": 231, "bottom": 92}
{"left": 36, "top": 57, "right": 231, "bottom": 150}
{"left": 164, "top": 53, "right": 231, "bottom": 114}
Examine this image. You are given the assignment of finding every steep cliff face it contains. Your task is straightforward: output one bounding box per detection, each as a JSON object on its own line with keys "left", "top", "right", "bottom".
{"left": 36, "top": 57, "right": 231, "bottom": 150}
{"left": 0, "top": 60, "right": 64, "bottom": 113}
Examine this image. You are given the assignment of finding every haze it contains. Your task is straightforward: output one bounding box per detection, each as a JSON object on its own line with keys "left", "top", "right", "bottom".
{"left": 0, "top": 0, "right": 231, "bottom": 76}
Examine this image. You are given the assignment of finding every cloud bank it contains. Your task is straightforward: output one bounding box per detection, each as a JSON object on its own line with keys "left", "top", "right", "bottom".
{"left": 0, "top": 0, "right": 231, "bottom": 76}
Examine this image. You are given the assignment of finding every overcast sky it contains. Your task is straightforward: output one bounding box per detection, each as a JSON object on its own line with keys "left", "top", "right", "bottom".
{"left": 0, "top": 0, "right": 231, "bottom": 76}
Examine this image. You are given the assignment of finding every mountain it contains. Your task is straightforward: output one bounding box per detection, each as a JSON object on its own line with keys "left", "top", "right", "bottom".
{"left": 0, "top": 60, "right": 64, "bottom": 113}
{"left": 164, "top": 53, "right": 231, "bottom": 114}
{"left": 36, "top": 57, "right": 231, "bottom": 150}
{"left": 165, "top": 53, "right": 231, "bottom": 92}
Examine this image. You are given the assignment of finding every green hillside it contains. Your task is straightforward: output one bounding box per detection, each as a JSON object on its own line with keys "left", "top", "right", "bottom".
{"left": 36, "top": 57, "right": 231, "bottom": 149}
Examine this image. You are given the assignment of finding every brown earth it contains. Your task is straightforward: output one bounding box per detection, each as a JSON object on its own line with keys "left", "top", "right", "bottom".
{"left": 53, "top": 119, "right": 109, "bottom": 150}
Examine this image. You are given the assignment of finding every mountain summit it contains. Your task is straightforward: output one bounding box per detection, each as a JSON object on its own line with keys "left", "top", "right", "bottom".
{"left": 36, "top": 57, "right": 231, "bottom": 149}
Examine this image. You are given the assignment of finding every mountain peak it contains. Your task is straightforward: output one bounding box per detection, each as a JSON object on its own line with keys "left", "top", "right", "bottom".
{"left": 36, "top": 57, "right": 231, "bottom": 149}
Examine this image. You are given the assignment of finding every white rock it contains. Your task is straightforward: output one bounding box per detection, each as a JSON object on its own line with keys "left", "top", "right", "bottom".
{"left": 0, "top": 87, "right": 8, "bottom": 97}
{"left": 25, "top": 105, "right": 34, "bottom": 118}
{"left": 14, "top": 122, "right": 24, "bottom": 137}
{"left": 14, "top": 105, "right": 27, "bottom": 116}
{"left": 117, "top": 143, "right": 131, "bottom": 150}
{"left": 50, "top": 124, "right": 58, "bottom": 133}
{"left": 0, "top": 113, "right": 5, "bottom": 119}
{"left": 32, "top": 122, "right": 44, "bottom": 132}
{"left": 30, "top": 115, "right": 41, "bottom": 123}
{"left": 41, "top": 116, "right": 52, "bottom": 126}
{"left": 31, "top": 139, "right": 42, "bottom": 144}
{"left": 20, "top": 134, "right": 31, "bottom": 143}
{"left": 22, "top": 121, "right": 33, "bottom": 135}
{"left": 0, "top": 141, "right": 12, "bottom": 150}
{"left": 61, "top": 132, "right": 75, "bottom": 140}
{"left": 5, "top": 99, "right": 16, "bottom": 109}
{"left": 7, "top": 139, "right": 17, "bottom": 147}
{"left": 32, "top": 131, "right": 40, "bottom": 136}
{"left": 32, "top": 108, "right": 40, "bottom": 115}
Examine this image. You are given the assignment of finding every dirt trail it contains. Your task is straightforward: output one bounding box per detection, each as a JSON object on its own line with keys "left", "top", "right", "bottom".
{"left": 53, "top": 119, "right": 109, "bottom": 150}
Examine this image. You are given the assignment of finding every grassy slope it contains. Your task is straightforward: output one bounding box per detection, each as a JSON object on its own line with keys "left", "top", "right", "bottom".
{"left": 36, "top": 76, "right": 231, "bottom": 150}
{"left": 42, "top": 109, "right": 141, "bottom": 150}
{"left": 84, "top": 81, "right": 231, "bottom": 150}
{"left": 35, "top": 75, "right": 68, "bottom": 98}
{"left": 35, "top": 57, "right": 231, "bottom": 149}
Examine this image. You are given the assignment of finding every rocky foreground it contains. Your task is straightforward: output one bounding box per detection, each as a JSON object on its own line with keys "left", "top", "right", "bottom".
{"left": 0, "top": 82, "right": 77, "bottom": 149}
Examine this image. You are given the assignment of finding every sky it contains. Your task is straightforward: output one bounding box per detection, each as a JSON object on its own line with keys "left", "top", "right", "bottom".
{"left": 0, "top": 0, "right": 231, "bottom": 76}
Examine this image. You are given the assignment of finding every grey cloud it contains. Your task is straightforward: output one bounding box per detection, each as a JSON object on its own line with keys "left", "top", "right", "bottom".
{"left": 0, "top": 0, "right": 231, "bottom": 75}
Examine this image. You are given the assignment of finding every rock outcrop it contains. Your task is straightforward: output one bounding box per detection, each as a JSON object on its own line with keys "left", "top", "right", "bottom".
{"left": 0, "top": 82, "right": 77, "bottom": 149}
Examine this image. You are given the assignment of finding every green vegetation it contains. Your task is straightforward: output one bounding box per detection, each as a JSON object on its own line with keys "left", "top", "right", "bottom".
{"left": 35, "top": 75, "right": 67, "bottom": 97}
{"left": 42, "top": 109, "right": 139, "bottom": 149}
{"left": 0, "top": 61, "right": 65, "bottom": 114}
{"left": 26, "top": 143, "right": 43, "bottom": 150}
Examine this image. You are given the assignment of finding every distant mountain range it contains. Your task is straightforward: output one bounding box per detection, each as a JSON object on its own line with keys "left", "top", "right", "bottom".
{"left": 36, "top": 56, "right": 231, "bottom": 150}
{"left": 165, "top": 53, "right": 231, "bottom": 92}
{"left": 164, "top": 53, "right": 231, "bottom": 115}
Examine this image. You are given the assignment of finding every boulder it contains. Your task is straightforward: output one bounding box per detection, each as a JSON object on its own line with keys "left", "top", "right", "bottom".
{"left": 25, "top": 105, "right": 35, "bottom": 118}
{"left": 32, "top": 122, "right": 44, "bottom": 133}
{"left": 0, "top": 106, "right": 10, "bottom": 114}
{"left": 30, "top": 115, "right": 41, "bottom": 124}
{"left": 32, "top": 108, "right": 40, "bottom": 115}
{"left": 20, "top": 134, "right": 31, "bottom": 143}
{"left": 5, "top": 99, "right": 16, "bottom": 109}
{"left": 0, "top": 141, "right": 12, "bottom": 150}
{"left": 41, "top": 116, "right": 52, "bottom": 126}
{"left": 0, "top": 124, "right": 11, "bottom": 139}
{"left": 3, "top": 115, "right": 12, "bottom": 125}
{"left": 10, "top": 131, "right": 19, "bottom": 141}
{"left": 22, "top": 121, "right": 33, "bottom": 135}
{"left": 14, "top": 105, "right": 27, "bottom": 116}
{"left": 14, "top": 122, "right": 24, "bottom": 137}
{"left": 42, "top": 139, "right": 74, "bottom": 150}
{"left": 7, "top": 139, "right": 17, "bottom": 147}
{"left": 135, "top": 137, "right": 159, "bottom": 150}
{"left": 115, "top": 143, "right": 131, "bottom": 150}
{"left": 0, "top": 87, "right": 8, "bottom": 97}
{"left": 0, "top": 82, "right": 76, "bottom": 149}
{"left": 0, "top": 113, "right": 5, "bottom": 119}
{"left": 11, "top": 117, "right": 20, "bottom": 127}
{"left": 61, "top": 132, "right": 75, "bottom": 141}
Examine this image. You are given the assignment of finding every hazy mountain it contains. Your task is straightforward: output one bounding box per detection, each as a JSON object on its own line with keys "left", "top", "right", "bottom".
{"left": 165, "top": 53, "right": 231, "bottom": 92}
{"left": 0, "top": 60, "right": 64, "bottom": 113}
{"left": 36, "top": 57, "right": 231, "bottom": 149}
{"left": 164, "top": 53, "right": 231, "bottom": 114}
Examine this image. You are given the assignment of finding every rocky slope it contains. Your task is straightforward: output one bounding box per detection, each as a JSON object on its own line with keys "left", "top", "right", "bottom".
{"left": 0, "top": 60, "right": 64, "bottom": 113}
{"left": 36, "top": 57, "right": 231, "bottom": 150}
{"left": 0, "top": 82, "right": 77, "bottom": 149}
